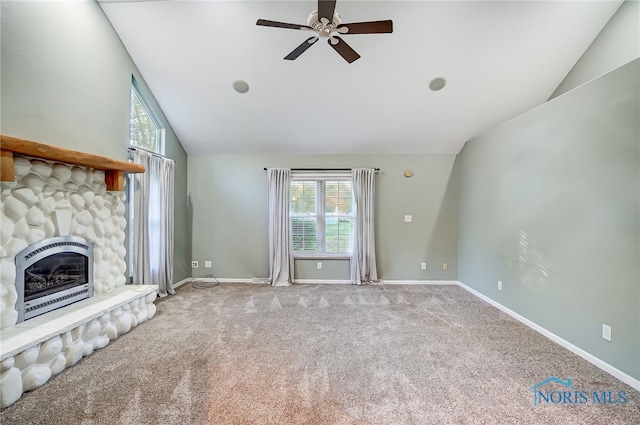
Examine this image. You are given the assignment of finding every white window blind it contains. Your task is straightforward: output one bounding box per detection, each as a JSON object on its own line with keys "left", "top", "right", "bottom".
{"left": 290, "top": 171, "right": 354, "bottom": 256}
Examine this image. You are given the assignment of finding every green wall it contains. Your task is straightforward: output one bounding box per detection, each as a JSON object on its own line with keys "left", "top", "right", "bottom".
{"left": 458, "top": 59, "right": 640, "bottom": 380}
{"left": 0, "top": 0, "right": 191, "bottom": 283}
{"left": 187, "top": 154, "right": 458, "bottom": 282}
{"left": 294, "top": 259, "right": 351, "bottom": 282}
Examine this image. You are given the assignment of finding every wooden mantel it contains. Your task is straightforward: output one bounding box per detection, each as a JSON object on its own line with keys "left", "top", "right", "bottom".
{"left": 0, "top": 135, "right": 145, "bottom": 191}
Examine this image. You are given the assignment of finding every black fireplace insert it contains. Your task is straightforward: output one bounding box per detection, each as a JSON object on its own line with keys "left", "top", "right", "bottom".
{"left": 15, "top": 236, "right": 94, "bottom": 322}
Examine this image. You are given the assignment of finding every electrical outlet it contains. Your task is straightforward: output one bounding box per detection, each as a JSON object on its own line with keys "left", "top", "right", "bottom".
{"left": 421, "top": 262, "right": 427, "bottom": 270}
{"left": 191, "top": 260, "right": 199, "bottom": 268}
{"left": 317, "top": 262, "right": 322, "bottom": 270}
{"left": 442, "top": 262, "right": 448, "bottom": 270}
{"left": 204, "top": 261, "right": 212, "bottom": 268}
{"left": 602, "top": 324, "right": 612, "bottom": 341}
{"left": 498, "top": 280, "right": 503, "bottom": 291}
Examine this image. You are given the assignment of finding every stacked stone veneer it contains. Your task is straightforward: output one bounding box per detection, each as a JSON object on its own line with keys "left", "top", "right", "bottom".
{"left": 0, "top": 156, "right": 157, "bottom": 408}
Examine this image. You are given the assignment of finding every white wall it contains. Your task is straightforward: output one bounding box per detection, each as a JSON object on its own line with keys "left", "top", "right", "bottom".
{"left": 551, "top": 0, "right": 639, "bottom": 98}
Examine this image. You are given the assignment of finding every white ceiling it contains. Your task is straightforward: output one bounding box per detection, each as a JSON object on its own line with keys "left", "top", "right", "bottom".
{"left": 99, "top": 0, "right": 622, "bottom": 155}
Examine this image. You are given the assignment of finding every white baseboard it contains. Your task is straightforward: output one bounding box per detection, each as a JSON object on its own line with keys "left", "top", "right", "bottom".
{"left": 172, "top": 278, "right": 191, "bottom": 289}
{"left": 293, "top": 279, "right": 351, "bottom": 285}
{"left": 456, "top": 280, "right": 640, "bottom": 392}
{"left": 382, "top": 280, "right": 459, "bottom": 285}
{"left": 217, "top": 278, "right": 255, "bottom": 284}
{"left": 200, "top": 277, "right": 255, "bottom": 284}
{"left": 181, "top": 278, "right": 459, "bottom": 286}
{"left": 173, "top": 277, "right": 255, "bottom": 288}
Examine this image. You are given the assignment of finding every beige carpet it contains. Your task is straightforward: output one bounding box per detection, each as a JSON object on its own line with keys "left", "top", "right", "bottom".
{"left": 1, "top": 283, "right": 638, "bottom": 424}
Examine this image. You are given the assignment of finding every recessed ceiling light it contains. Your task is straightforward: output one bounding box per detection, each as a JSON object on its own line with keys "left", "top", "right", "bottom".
{"left": 429, "top": 77, "right": 447, "bottom": 91}
{"left": 233, "top": 80, "right": 249, "bottom": 94}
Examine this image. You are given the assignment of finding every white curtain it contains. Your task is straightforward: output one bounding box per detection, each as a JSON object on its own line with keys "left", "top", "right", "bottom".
{"left": 350, "top": 168, "right": 378, "bottom": 285}
{"left": 132, "top": 149, "right": 175, "bottom": 296}
{"left": 267, "top": 168, "right": 293, "bottom": 286}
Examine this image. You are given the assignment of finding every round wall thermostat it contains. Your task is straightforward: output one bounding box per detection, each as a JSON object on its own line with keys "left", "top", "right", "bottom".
{"left": 404, "top": 169, "right": 413, "bottom": 178}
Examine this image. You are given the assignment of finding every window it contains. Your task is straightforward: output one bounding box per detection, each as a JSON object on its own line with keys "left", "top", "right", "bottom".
{"left": 127, "top": 83, "right": 165, "bottom": 282}
{"left": 129, "top": 86, "right": 164, "bottom": 154}
{"left": 291, "top": 179, "right": 354, "bottom": 256}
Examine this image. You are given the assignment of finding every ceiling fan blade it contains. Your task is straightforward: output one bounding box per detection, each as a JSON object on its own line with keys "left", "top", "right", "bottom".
{"left": 318, "top": 0, "right": 337, "bottom": 22}
{"left": 328, "top": 37, "right": 360, "bottom": 63}
{"left": 337, "top": 20, "right": 393, "bottom": 34}
{"left": 284, "top": 37, "right": 318, "bottom": 60}
{"left": 256, "top": 19, "right": 312, "bottom": 30}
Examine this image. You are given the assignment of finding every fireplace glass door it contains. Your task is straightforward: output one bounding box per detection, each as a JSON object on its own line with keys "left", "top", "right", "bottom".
{"left": 24, "top": 252, "right": 89, "bottom": 301}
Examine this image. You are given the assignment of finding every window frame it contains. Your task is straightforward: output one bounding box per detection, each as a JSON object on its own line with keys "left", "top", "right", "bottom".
{"left": 290, "top": 175, "right": 354, "bottom": 259}
{"left": 129, "top": 84, "right": 165, "bottom": 155}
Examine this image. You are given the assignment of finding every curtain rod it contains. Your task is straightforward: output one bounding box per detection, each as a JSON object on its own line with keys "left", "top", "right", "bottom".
{"left": 128, "top": 146, "right": 175, "bottom": 162}
{"left": 263, "top": 167, "right": 379, "bottom": 172}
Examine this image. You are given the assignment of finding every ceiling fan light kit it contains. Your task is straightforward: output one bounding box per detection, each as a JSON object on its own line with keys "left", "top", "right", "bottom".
{"left": 256, "top": 0, "right": 393, "bottom": 63}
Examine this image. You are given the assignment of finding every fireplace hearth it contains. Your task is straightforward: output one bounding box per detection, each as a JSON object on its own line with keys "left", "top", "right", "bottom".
{"left": 15, "top": 236, "right": 94, "bottom": 323}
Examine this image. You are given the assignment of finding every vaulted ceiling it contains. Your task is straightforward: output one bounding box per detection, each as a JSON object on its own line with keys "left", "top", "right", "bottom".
{"left": 99, "top": 0, "right": 622, "bottom": 155}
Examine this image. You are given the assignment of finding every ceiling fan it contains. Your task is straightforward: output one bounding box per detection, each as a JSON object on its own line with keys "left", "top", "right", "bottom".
{"left": 256, "top": 0, "right": 393, "bottom": 63}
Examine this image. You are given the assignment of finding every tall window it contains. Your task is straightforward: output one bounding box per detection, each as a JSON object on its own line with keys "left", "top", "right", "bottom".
{"left": 130, "top": 86, "right": 164, "bottom": 154}
{"left": 128, "top": 83, "right": 165, "bottom": 282}
{"left": 290, "top": 179, "right": 354, "bottom": 255}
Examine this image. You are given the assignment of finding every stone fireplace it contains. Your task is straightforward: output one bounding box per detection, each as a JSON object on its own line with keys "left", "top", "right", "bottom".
{"left": 0, "top": 136, "right": 157, "bottom": 408}
{"left": 15, "top": 235, "right": 94, "bottom": 323}
{"left": 0, "top": 154, "right": 130, "bottom": 328}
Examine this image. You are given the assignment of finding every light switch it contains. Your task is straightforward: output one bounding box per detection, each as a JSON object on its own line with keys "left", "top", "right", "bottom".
{"left": 602, "top": 324, "right": 612, "bottom": 341}
{"left": 404, "top": 215, "right": 412, "bottom": 223}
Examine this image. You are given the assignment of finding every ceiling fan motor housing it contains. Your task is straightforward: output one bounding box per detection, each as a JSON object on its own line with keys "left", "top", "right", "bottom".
{"left": 307, "top": 10, "right": 342, "bottom": 37}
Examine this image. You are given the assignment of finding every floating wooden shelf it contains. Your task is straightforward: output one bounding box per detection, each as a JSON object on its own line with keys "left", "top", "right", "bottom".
{"left": 0, "top": 135, "right": 145, "bottom": 191}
